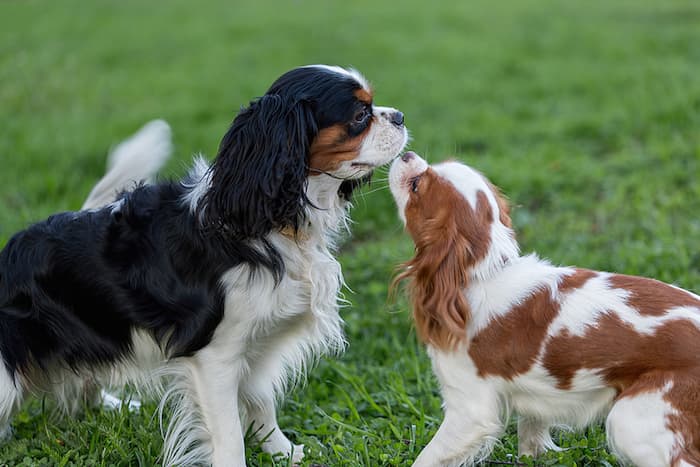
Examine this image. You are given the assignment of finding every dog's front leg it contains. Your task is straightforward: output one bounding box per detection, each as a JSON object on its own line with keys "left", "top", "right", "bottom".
{"left": 192, "top": 349, "right": 247, "bottom": 467}
{"left": 244, "top": 399, "right": 304, "bottom": 464}
{"left": 413, "top": 350, "right": 504, "bottom": 467}
{"left": 239, "top": 346, "right": 304, "bottom": 464}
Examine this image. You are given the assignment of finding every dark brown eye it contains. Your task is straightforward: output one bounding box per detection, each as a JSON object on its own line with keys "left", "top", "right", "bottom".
{"left": 354, "top": 107, "right": 370, "bottom": 123}
{"left": 410, "top": 176, "right": 420, "bottom": 193}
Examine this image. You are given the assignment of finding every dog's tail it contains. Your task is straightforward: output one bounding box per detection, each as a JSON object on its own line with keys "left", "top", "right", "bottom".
{"left": 82, "top": 119, "right": 173, "bottom": 210}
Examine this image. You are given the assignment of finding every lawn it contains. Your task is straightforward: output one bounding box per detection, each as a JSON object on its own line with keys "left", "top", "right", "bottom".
{"left": 1, "top": 0, "right": 699, "bottom": 465}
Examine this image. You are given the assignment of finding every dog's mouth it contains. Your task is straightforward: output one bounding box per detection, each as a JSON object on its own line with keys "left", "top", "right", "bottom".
{"left": 350, "top": 162, "right": 376, "bottom": 169}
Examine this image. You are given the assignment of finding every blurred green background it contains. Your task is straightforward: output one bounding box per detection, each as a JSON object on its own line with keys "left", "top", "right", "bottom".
{"left": 1, "top": 0, "right": 699, "bottom": 465}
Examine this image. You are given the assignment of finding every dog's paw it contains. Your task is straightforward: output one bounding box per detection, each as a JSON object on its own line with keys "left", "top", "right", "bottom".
{"left": 291, "top": 443, "right": 305, "bottom": 465}
{"left": 0, "top": 424, "right": 13, "bottom": 442}
{"left": 100, "top": 389, "right": 142, "bottom": 412}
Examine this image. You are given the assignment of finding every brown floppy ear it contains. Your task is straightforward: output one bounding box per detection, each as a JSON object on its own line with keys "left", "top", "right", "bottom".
{"left": 486, "top": 180, "right": 512, "bottom": 228}
{"left": 393, "top": 207, "right": 474, "bottom": 350}
{"left": 392, "top": 180, "right": 498, "bottom": 349}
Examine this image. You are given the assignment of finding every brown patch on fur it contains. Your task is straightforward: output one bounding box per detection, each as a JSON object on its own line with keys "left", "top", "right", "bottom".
{"left": 542, "top": 271, "right": 700, "bottom": 459}
{"left": 608, "top": 274, "right": 700, "bottom": 316}
{"left": 469, "top": 286, "right": 560, "bottom": 379}
{"left": 309, "top": 124, "right": 367, "bottom": 173}
{"left": 468, "top": 268, "right": 596, "bottom": 379}
{"left": 394, "top": 169, "right": 494, "bottom": 350}
{"left": 542, "top": 313, "right": 700, "bottom": 391}
{"left": 613, "top": 371, "right": 700, "bottom": 465}
{"left": 354, "top": 87, "right": 373, "bottom": 104}
{"left": 308, "top": 86, "right": 374, "bottom": 173}
{"left": 559, "top": 268, "right": 598, "bottom": 292}
{"left": 545, "top": 310, "right": 700, "bottom": 462}
{"left": 664, "top": 370, "right": 700, "bottom": 465}
{"left": 673, "top": 452, "right": 700, "bottom": 466}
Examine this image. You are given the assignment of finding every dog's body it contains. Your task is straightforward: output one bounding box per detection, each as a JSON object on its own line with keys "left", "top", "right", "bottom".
{"left": 390, "top": 152, "right": 700, "bottom": 467}
{"left": 0, "top": 65, "right": 407, "bottom": 466}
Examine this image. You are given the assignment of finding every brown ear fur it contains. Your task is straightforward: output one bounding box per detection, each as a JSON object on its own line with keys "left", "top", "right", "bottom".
{"left": 486, "top": 179, "right": 512, "bottom": 228}
{"left": 394, "top": 230, "right": 472, "bottom": 349}
{"left": 393, "top": 172, "right": 495, "bottom": 350}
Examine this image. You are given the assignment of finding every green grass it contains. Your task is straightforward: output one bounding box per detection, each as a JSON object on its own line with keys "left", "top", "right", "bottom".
{"left": 1, "top": 0, "right": 699, "bottom": 465}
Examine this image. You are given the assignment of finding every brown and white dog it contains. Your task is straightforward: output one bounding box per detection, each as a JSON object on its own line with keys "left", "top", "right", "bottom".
{"left": 389, "top": 151, "right": 700, "bottom": 467}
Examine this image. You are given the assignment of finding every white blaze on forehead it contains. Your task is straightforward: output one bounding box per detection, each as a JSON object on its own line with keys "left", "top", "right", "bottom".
{"left": 432, "top": 162, "right": 495, "bottom": 212}
{"left": 305, "top": 64, "right": 372, "bottom": 93}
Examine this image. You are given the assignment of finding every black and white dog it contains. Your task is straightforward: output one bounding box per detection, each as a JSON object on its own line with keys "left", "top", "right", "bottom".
{"left": 0, "top": 65, "right": 408, "bottom": 466}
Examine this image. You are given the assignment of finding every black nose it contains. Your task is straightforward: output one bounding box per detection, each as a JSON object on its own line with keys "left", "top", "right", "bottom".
{"left": 401, "top": 151, "right": 416, "bottom": 162}
{"left": 390, "top": 111, "right": 404, "bottom": 127}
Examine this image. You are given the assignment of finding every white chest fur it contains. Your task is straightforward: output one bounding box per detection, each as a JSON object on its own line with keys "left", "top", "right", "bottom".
{"left": 216, "top": 229, "right": 346, "bottom": 393}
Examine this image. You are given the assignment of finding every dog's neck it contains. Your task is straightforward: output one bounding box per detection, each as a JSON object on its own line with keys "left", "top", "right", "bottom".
{"left": 300, "top": 176, "right": 353, "bottom": 249}
{"left": 469, "top": 230, "right": 521, "bottom": 283}
{"left": 182, "top": 159, "right": 357, "bottom": 251}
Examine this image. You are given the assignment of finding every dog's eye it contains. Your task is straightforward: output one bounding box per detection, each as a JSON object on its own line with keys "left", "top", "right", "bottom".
{"left": 354, "top": 108, "right": 370, "bottom": 123}
{"left": 410, "top": 176, "right": 420, "bottom": 193}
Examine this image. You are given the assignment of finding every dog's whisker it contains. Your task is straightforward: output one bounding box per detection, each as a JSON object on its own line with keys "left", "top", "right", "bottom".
{"left": 362, "top": 186, "right": 390, "bottom": 196}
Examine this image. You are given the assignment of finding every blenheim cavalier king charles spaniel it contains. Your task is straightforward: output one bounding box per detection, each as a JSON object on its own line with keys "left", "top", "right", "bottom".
{"left": 0, "top": 65, "right": 407, "bottom": 466}
{"left": 390, "top": 151, "right": 700, "bottom": 467}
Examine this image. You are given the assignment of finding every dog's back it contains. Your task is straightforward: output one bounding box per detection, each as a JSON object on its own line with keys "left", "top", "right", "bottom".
{"left": 0, "top": 184, "right": 226, "bottom": 377}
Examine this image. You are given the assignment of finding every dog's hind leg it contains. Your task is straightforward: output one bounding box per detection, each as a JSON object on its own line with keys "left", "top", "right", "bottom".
{"left": 606, "top": 376, "right": 699, "bottom": 467}
{"left": 81, "top": 120, "right": 172, "bottom": 414}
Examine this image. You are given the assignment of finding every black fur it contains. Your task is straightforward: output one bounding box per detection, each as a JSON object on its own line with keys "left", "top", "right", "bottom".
{"left": 0, "top": 65, "right": 373, "bottom": 378}
{"left": 0, "top": 183, "right": 233, "bottom": 374}
{"left": 201, "top": 66, "right": 369, "bottom": 278}
{"left": 204, "top": 94, "right": 317, "bottom": 240}
{"left": 339, "top": 174, "right": 373, "bottom": 201}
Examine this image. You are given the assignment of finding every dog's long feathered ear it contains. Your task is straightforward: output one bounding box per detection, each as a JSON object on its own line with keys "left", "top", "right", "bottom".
{"left": 394, "top": 221, "right": 473, "bottom": 351}
{"left": 392, "top": 190, "right": 496, "bottom": 350}
{"left": 202, "top": 94, "right": 317, "bottom": 239}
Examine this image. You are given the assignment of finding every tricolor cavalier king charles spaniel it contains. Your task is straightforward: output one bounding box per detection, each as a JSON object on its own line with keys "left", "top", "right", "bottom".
{"left": 0, "top": 65, "right": 408, "bottom": 466}
{"left": 390, "top": 152, "right": 700, "bottom": 467}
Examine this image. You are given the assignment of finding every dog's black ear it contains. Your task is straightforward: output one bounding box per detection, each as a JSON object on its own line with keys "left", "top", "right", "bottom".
{"left": 203, "top": 94, "right": 317, "bottom": 239}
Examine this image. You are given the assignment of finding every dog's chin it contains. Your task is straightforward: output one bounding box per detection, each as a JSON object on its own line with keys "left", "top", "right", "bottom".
{"left": 339, "top": 148, "right": 406, "bottom": 200}
{"left": 338, "top": 172, "right": 373, "bottom": 201}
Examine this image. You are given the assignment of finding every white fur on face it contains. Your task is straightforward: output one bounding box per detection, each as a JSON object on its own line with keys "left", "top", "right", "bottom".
{"left": 388, "top": 152, "right": 429, "bottom": 224}
{"left": 327, "top": 105, "right": 409, "bottom": 180}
